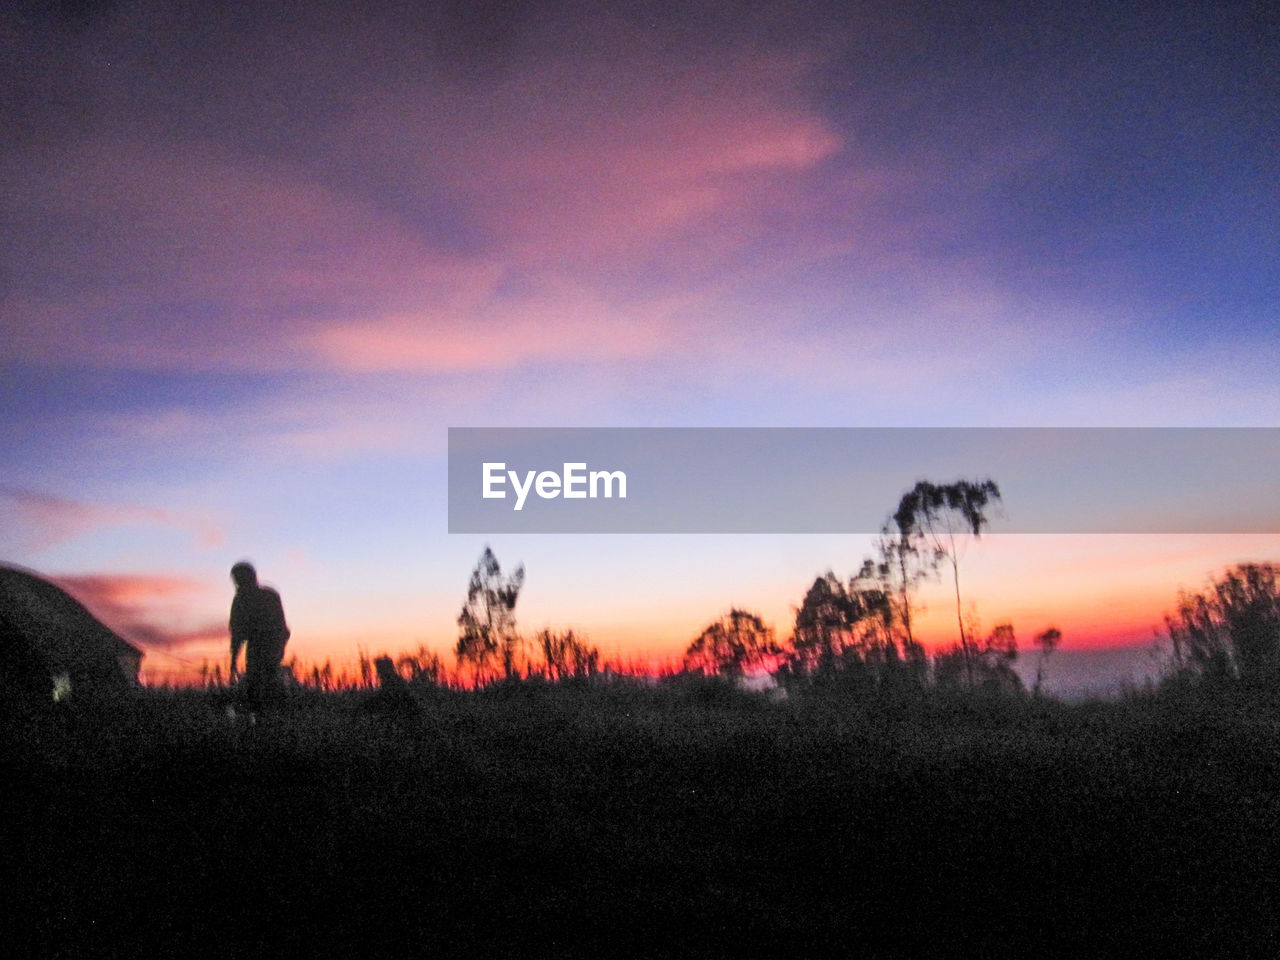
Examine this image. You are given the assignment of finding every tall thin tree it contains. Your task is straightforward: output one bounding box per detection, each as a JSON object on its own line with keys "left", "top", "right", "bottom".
{"left": 893, "top": 479, "right": 1001, "bottom": 684}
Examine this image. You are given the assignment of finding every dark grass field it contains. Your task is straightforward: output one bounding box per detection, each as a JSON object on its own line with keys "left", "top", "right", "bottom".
{"left": 6, "top": 679, "right": 1280, "bottom": 958}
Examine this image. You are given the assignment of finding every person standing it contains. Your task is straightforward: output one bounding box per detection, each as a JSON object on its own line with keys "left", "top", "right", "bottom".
{"left": 229, "top": 561, "right": 290, "bottom": 712}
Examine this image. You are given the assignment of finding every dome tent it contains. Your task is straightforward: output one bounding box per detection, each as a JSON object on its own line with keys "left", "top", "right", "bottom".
{"left": 0, "top": 563, "right": 143, "bottom": 705}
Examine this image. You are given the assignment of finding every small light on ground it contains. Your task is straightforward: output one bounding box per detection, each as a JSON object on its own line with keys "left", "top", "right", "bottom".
{"left": 52, "top": 674, "right": 72, "bottom": 703}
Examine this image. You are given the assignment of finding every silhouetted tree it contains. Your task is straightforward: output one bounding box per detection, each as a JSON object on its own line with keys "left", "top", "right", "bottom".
{"left": 1032, "top": 627, "right": 1062, "bottom": 696}
{"left": 872, "top": 521, "right": 936, "bottom": 659}
{"left": 979, "top": 622, "right": 1021, "bottom": 691}
{"left": 685, "top": 609, "right": 782, "bottom": 677}
{"left": 456, "top": 546, "right": 525, "bottom": 684}
{"left": 1165, "top": 563, "right": 1280, "bottom": 684}
{"left": 791, "top": 573, "right": 858, "bottom": 674}
{"left": 894, "top": 479, "right": 1001, "bottom": 684}
{"left": 396, "top": 645, "right": 445, "bottom": 685}
{"left": 536, "top": 629, "right": 600, "bottom": 681}
{"left": 790, "top": 555, "right": 929, "bottom": 688}
{"left": 935, "top": 621, "right": 1021, "bottom": 691}
{"left": 850, "top": 556, "right": 927, "bottom": 682}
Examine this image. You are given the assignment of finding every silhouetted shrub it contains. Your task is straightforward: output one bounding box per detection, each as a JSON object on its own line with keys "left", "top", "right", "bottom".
{"left": 1164, "top": 563, "right": 1280, "bottom": 686}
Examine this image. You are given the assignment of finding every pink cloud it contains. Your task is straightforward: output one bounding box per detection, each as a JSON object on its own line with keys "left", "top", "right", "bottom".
{"left": 310, "top": 289, "right": 673, "bottom": 374}
{"left": 52, "top": 572, "right": 224, "bottom": 651}
{"left": 302, "top": 37, "right": 845, "bottom": 373}
{"left": 0, "top": 486, "right": 225, "bottom": 552}
{"left": 3, "top": 134, "right": 505, "bottom": 371}
{"left": 2, "top": 9, "right": 858, "bottom": 380}
{"left": 360, "top": 39, "right": 844, "bottom": 265}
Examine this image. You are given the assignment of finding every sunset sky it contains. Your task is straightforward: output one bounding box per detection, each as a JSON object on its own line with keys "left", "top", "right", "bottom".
{"left": 3, "top": 0, "right": 1277, "bottom": 692}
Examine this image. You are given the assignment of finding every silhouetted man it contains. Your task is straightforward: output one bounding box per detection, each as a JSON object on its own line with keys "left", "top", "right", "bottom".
{"left": 229, "top": 561, "right": 290, "bottom": 712}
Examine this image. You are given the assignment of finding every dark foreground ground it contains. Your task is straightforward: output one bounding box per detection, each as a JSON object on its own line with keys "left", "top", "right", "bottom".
{"left": 5, "top": 679, "right": 1279, "bottom": 958}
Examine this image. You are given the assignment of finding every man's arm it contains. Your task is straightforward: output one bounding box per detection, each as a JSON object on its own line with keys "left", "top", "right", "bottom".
{"left": 229, "top": 594, "right": 246, "bottom": 676}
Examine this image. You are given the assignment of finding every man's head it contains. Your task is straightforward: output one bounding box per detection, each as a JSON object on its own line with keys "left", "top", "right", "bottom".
{"left": 230, "top": 561, "right": 258, "bottom": 589}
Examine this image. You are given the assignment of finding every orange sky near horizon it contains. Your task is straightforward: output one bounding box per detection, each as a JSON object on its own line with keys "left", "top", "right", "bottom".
{"left": 126, "top": 533, "right": 1278, "bottom": 689}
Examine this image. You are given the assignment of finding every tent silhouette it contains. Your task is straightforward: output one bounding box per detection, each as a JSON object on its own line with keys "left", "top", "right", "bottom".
{"left": 0, "top": 563, "right": 143, "bottom": 704}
